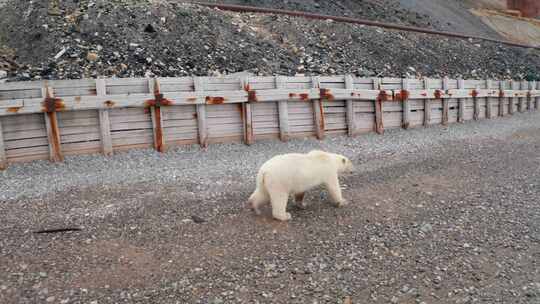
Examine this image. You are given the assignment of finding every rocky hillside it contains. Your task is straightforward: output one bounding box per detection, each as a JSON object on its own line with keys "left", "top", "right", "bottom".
{"left": 0, "top": 0, "right": 539, "bottom": 82}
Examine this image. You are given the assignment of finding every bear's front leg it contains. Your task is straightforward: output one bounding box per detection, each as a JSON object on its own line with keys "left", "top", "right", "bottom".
{"left": 326, "top": 175, "right": 348, "bottom": 207}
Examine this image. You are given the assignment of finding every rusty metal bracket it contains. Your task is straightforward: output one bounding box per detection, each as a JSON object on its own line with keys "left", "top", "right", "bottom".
{"left": 146, "top": 78, "right": 173, "bottom": 108}
{"left": 394, "top": 89, "right": 409, "bottom": 102}
{"left": 42, "top": 87, "right": 64, "bottom": 113}
{"left": 247, "top": 90, "right": 258, "bottom": 102}
{"left": 434, "top": 89, "right": 444, "bottom": 99}
{"left": 320, "top": 88, "right": 334, "bottom": 101}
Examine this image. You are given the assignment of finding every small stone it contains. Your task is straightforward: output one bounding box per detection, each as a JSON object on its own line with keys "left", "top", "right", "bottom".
{"left": 0, "top": 70, "right": 7, "bottom": 79}
{"left": 191, "top": 215, "right": 206, "bottom": 223}
{"left": 86, "top": 52, "right": 99, "bottom": 62}
{"left": 211, "top": 298, "right": 223, "bottom": 304}
{"left": 463, "top": 243, "right": 471, "bottom": 248}
{"left": 46, "top": 296, "right": 55, "bottom": 303}
{"left": 420, "top": 223, "right": 433, "bottom": 233}
{"left": 39, "top": 272, "right": 47, "bottom": 278}
{"left": 391, "top": 296, "right": 399, "bottom": 303}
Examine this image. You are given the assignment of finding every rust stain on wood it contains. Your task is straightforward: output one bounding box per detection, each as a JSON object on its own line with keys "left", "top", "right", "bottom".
{"left": 154, "top": 107, "right": 165, "bottom": 153}
{"left": 47, "top": 111, "right": 64, "bottom": 162}
{"left": 248, "top": 90, "right": 257, "bottom": 102}
{"left": 104, "top": 100, "right": 115, "bottom": 107}
{"left": 206, "top": 96, "right": 225, "bottom": 104}
{"left": 434, "top": 89, "right": 443, "bottom": 99}
{"left": 320, "top": 88, "right": 334, "bottom": 101}
{"left": 7, "top": 107, "right": 20, "bottom": 113}
{"left": 299, "top": 93, "right": 309, "bottom": 101}
{"left": 395, "top": 90, "right": 409, "bottom": 101}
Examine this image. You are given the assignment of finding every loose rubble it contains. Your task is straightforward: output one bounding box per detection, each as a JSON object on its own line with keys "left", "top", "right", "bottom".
{"left": 0, "top": 0, "right": 539, "bottom": 82}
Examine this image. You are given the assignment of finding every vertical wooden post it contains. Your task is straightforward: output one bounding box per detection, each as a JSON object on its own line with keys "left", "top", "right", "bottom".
{"left": 0, "top": 119, "right": 6, "bottom": 170}
{"left": 373, "top": 78, "right": 384, "bottom": 134}
{"left": 96, "top": 78, "right": 113, "bottom": 156}
{"left": 241, "top": 77, "right": 254, "bottom": 145}
{"left": 473, "top": 85, "right": 480, "bottom": 121}
{"left": 312, "top": 76, "right": 325, "bottom": 140}
{"left": 402, "top": 78, "right": 411, "bottom": 129}
{"left": 275, "top": 76, "right": 289, "bottom": 142}
{"left": 149, "top": 78, "right": 165, "bottom": 152}
{"left": 457, "top": 79, "right": 465, "bottom": 123}
{"left": 498, "top": 80, "right": 505, "bottom": 117}
{"left": 345, "top": 75, "right": 356, "bottom": 136}
{"left": 486, "top": 79, "right": 493, "bottom": 119}
{"left": 194, "top": 77, "right": 208, "bottom": 148}
{"left": 42, "top": 86, "right": 64, "bottom": 162}
{"left": 442, "top": 77, "right": 449, "bottom": 126}
{"left": 527, "top": 81, "right": 533, "bottom": 111}
{"left": 509, "top": 80, "right": 516, "bottom": 115}
{"left": 536, "top": 81, "right": 540, "bottom": 110}
{"left": 519, "top": 80, "right": 526, "bottom": 112}
{"left": 423, "top": 78, "right": 431, "bottom": 126}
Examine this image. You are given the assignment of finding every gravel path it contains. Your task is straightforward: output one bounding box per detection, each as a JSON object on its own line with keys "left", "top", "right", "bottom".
{"left": 1, "top": 112, "right": 540, "bottom": 304}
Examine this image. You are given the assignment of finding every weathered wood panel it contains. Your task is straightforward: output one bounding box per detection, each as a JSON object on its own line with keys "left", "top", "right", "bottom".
{"left": 110, "top": 108, "right": 153, "bottom": 149}
{"left": 0, "top": 75, "right": 535, "bottom": 166}
{"left": 1, "top": 114, "right": 49, "bottom": 162}
{"left": 58, "top": 110, "right": 101, "bottom": 154}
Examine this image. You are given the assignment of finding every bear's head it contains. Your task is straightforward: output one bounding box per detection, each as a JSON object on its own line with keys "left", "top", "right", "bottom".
{"left": 337, "top": 155, "right": 354, "bottom": 174}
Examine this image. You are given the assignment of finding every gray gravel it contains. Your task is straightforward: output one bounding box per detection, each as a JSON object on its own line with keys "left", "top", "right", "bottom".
{"left": 1, "top": 111, "right": 540, "bottom": 304}
{"left": 1, "top": 112, "right": 540, "bottom": 202}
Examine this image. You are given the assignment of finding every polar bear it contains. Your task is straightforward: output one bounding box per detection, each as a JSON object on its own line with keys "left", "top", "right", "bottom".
{"left": 247, "top": 150, "right": 354, "bottom": 221}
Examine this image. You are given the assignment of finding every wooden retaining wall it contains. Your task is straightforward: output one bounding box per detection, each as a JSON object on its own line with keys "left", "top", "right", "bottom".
{"left": 0, "top": 76, "right": 538, "bottom": 169}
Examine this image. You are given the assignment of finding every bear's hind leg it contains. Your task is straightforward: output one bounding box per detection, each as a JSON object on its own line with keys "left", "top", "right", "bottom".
{"left": 294, "top": 192, "right": 307, "bottom": 209}
{"left": 270, "top": 192, "right": 292, "bottom": 221}
{"left": 248, "top": 189, "right": 270, "bottom": 215}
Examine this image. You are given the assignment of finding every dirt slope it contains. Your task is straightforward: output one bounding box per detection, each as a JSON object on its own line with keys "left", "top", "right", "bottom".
{"left": 0, "top": 0, "right": 539, "bottom": 81}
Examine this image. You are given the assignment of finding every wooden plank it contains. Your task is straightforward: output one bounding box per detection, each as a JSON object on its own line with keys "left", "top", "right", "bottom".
{"left": 423, "top": 78, "right": 431, "bottom": 126}
{"left": 312, "top": 76, "right": 325, "bottom": 140}
{"left": 194, "top": 77, "right": 208, "bottom": 148}
{"left": 373, "top": 78, "right": 384, "bottom": 134}
{"left": 510, "top": 80, "right": 517, "bottom": 114}
{"left": 537, "top": 81, "right": 540, "bottom": 110}
{"left": 401, "top": 78, "right": 411, "bottom": 129}
{"left": 526, "top": 81, "right": 533, "bottom": 111}
{"left": 442, "top": 77, "right": 449, "bottom": 126}
{"left": 518, "top": 80, "right": 527, "bottom": 112}
{"left": 499, "top": 80, "right": 506, "bottom": 117}
{"left": 148, "top": 78, "right": 165, "bottom": 152}
{"left": 0, "top": 119, "right": 6, "bottom": 169}
{"left": 241, "top": 77, "right": 254, "bottom": 145}
{"left": 484, "top": 79, "right": 492, "bottom": 119}
{"left": 96, "top": 78, "right": 113, "bottom": 156}
{"left": 457, "top": 79, "right": 465, "bottom": 123}
{"left": 473, "top": 84, "right": 480, "bottom": 120}
{"left": 42, "top": 86, "right": 63, "bottom": 162}
{"left": 275, "top": 76, "right": 289, "bottom": 142}
{"left": 345, "top": 75, "right": 356, "bottom": 136}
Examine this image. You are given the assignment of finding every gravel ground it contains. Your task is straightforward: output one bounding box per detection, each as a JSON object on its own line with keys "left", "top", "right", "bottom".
{"left": 1, "top": 112, "right": 540, "bottom": 304}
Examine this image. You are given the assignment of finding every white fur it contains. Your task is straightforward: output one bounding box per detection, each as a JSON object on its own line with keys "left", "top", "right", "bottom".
{"left": 247, "top": 150, "right": 354, "bottom": 221}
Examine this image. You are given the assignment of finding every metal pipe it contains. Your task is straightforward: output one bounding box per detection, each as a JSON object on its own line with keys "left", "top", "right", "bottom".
{"left": 194, "top": 1, "right": 540, "bottom": 50}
